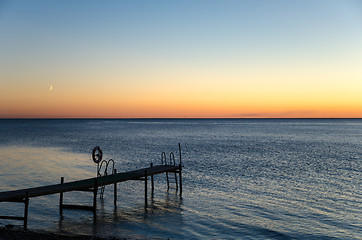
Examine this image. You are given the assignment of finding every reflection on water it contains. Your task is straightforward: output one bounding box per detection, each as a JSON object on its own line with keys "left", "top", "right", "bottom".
{"left": 0, "top": 146, "right": 94, "bottom": 190}
{"left": 0, "top": 119, "right": 361, "bottom": 239}
{"left": 57, "top": 191, "right": 183, "bottom": 239}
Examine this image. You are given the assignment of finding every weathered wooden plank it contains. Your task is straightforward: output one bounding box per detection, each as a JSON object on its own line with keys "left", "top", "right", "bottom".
{"left": 0, "top": 215, "right": 25, "bottom": 220}
{"left": 0, "top": 165, "right": 179, "bottom": 202}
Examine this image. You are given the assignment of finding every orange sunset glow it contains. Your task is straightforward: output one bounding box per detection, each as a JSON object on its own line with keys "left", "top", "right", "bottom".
{"left": 1, "top": 1, "right": 361, "bottom": 118}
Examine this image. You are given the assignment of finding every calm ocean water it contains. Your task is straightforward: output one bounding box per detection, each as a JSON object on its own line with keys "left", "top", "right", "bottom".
{"left": 0, "top": 119, "right": 361, "bottom": 239}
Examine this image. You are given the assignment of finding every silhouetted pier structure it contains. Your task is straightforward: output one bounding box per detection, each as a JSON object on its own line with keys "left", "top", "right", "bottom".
{"left": 0, "top": 144, "right": 183, "bottom": 230}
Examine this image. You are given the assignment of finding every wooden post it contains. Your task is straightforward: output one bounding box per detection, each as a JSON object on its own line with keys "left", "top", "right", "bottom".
{"left": 174, "top": 172, "right": 178, "bottom": 190}
{"left": 113, "top": 169, "right": 117, "bottom": 206}
{"left": 93, "top": 178, "right": 98, "bottom": 215}
{"left": 178, "top": 143, "right": 182, "bottom": 166}
{"left": 178, "top": 144, "right": 182, "bottom": 195}
{"left": 144, "top": 170, "right": 148, "bottom": 208}
{"left": 59, "top": 177, "right": 64, "bottom": 216}
{"left": 24, "top": 191, "right": 29, "bottom": 230}
{"left": 166, "top": 172, "right": 170, "bottom": 191}
{"left": 178, "top": 164, "right": 182, "bottom": 196}
{"left": 150, "top": 163, "right": 154, "bottom": 194}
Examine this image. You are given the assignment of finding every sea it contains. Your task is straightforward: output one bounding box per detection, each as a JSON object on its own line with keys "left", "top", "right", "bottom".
{"left": 0, "top": 119, "right": 361, "bottom": 239}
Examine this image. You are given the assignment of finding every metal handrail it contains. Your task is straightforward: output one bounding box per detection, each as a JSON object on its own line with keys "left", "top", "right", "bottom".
{"left": 169, "top": 152, "right": 175, "bottom": 166}
{"left": 97, "top": 159, "right": 115, "bottom": 199}
{"left": 161, "top": 152, "right": 167, "bottom": 165}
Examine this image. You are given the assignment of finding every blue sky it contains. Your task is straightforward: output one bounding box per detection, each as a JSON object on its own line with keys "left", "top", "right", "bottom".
{"left": 2, "top": 0, "right": 361, "bottom": 65}
{"left": 1, "top": 0, "right": 362, "bottom": 117}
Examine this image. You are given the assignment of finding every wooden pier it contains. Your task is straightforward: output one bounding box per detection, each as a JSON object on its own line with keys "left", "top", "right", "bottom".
{"left": 0, "top": 145, "right": 183, "bottom": 230}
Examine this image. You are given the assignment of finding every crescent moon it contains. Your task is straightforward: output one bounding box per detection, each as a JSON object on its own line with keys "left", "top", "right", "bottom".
{"left": 49, "top": 85, "right": 53, "bottom": 91}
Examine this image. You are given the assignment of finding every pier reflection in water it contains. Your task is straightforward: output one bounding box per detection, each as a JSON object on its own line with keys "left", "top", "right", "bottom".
{"left": 57, "top": 191, "right": 183, "bottom": 239}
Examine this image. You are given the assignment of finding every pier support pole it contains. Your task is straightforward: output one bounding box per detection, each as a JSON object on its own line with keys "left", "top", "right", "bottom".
{"left": 93, "top": 178, "right": 98, "bottom": 216}
{"left": 24, "top": 191, "right": 29, "bottom": 230}
{"left": 150, "top": 163, "right": 154, "bottom": 195}
{"left": 59, "top": 177, "right": 64, "bottom": 216}
{"left": 178, "top": 164, "right": 182, "bottom": 196}
{"left": 178, "top": 143, "right": 182, "bottom": 196}
{"left": 166, "top": 172, "right": 170, "bottom": 191}
{"left": 113, "top": 169, "right": 117, "bottom": 206}
{"left": 175, "top": 171, "right": 178, "bottom": 191}
{"left": 144, "top": 170, "right": 148, "bottom": 208}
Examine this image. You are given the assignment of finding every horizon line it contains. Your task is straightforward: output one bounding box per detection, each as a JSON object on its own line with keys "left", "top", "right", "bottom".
{"left": 1, "top": 117, "right": 361, "bottom": 120}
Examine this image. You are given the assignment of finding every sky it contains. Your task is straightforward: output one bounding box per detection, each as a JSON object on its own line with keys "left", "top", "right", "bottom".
{"left": 0, "top": 0, "right": 361, "bottom": 118}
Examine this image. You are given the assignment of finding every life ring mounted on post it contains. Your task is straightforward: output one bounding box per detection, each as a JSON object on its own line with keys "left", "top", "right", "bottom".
{"left": 92, "top": 146, "right": 103, "bottom": 164}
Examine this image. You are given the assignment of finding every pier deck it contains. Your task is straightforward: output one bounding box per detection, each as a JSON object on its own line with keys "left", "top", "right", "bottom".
{"left": 0, "top": 144, "right": 183, "bottom": 229}
{"left": 0, "top": 165, "right": 179, "bottom": 202}
{"left": 0, "top": 163, "right": 182, "bottom": 229}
